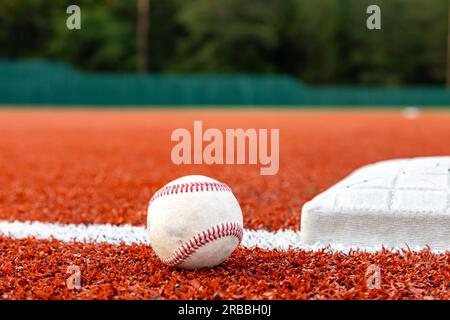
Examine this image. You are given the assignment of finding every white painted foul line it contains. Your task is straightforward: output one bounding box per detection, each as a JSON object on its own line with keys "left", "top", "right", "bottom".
{"left": 0, "top": 220, "right": 445, "bottom": 253}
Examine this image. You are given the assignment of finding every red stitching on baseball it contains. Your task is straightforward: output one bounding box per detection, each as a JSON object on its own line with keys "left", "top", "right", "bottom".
{"left": 149, "top": 181, "right": 232, "bottom": 206}
{"left": 161, "top": 222, "right": 243, "bottom": 267}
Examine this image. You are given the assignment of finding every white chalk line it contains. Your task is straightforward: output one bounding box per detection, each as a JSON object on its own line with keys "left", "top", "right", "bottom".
{"left": 0, "top": 220, "right": 446, "bottom": 253}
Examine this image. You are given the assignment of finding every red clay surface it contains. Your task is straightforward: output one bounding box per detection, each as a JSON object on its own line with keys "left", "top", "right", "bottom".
{"left": 1, "top": 238, "right": 449, "bottom": 300}
{"left": 1, "top": 109, "right": 450, "bottom": 299}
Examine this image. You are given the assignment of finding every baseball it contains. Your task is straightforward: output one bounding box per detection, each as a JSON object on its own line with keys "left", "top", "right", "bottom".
{"left": 147, "top": 175, "right": 244, "bottom": 269}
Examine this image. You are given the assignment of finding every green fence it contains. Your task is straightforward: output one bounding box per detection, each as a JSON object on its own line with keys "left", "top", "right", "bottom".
{"left": 0, "top": 60, "right": 449, "bottom": 106}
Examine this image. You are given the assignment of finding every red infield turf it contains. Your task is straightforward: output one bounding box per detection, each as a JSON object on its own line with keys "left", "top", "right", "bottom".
{"left": 0, "top": 109, "right": 450, "bottom": 299}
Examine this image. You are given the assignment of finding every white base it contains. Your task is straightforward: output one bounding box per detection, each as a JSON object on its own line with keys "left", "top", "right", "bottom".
{"left": 301, "top": 156, "right": 450, "bottom": 250}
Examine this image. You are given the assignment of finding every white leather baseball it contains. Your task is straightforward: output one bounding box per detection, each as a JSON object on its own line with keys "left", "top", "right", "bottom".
{"left": 147, "top": 175, "right": 244, "bottom": 269}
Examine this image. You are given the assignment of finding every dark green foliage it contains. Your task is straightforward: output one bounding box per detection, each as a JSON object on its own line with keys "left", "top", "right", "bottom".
{"left": 0, "top": 0, "right": 448, "bottom": 84}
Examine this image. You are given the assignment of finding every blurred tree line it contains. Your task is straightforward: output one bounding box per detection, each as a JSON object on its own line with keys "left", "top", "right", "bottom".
{"left": 0, "top": 0, "right": 448, "bottom": 85}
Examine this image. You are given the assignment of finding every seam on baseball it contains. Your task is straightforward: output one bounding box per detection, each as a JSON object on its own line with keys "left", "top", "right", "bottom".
{"left": 162, "top": 222, "right": 244, "bottom": 267}
{"left": 149, "top": 182, "right": 232, "bottom": 206}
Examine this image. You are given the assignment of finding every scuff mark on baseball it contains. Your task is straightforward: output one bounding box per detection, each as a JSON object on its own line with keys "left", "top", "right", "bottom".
{"left": 147, "top": 175, "right": 244, "bottom": 269}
